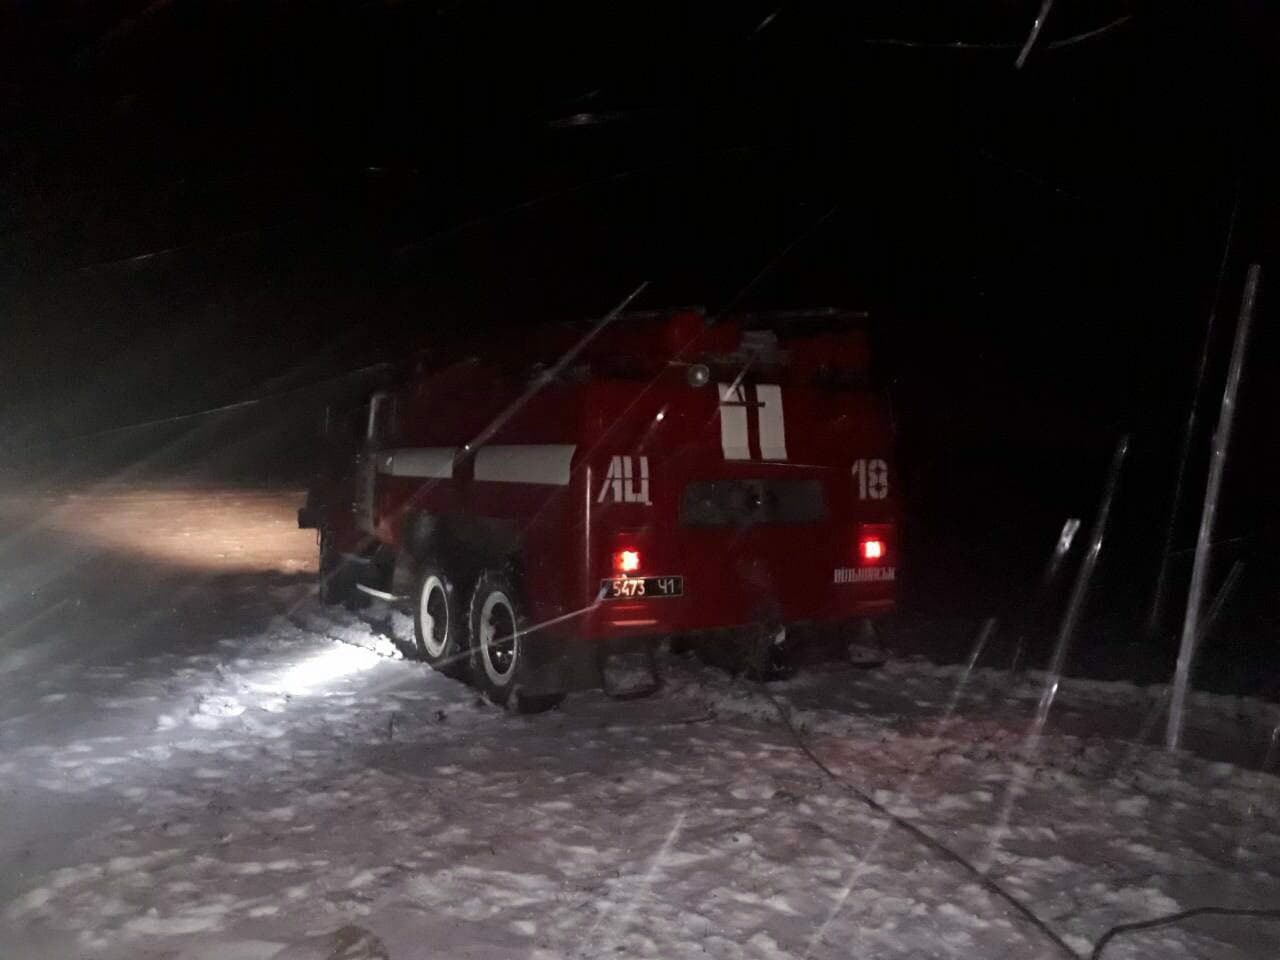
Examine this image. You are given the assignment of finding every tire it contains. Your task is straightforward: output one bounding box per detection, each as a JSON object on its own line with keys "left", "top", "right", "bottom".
{"left": 696, "top": 626, "right": 797, "bottom": 681}
{"left": 468, "top": 570, "right": 564, "bottom": 713}
{"left": 747, "top": 625, "right": 799, "bottom": 682}
{"left": 412, "top": 563, "right": 468, "bottom": 680}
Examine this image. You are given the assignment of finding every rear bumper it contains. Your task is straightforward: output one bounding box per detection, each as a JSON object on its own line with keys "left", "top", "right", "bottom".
{"left": 575, "top": 590, "right": 895, "bottom": 642}
{"left": 519, "top": 602, "right": 894, "bottom": 694}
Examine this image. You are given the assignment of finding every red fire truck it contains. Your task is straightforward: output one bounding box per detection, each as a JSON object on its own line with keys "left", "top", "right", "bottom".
{"left": 299, "top": 307, "right": 898, "bottom": 711}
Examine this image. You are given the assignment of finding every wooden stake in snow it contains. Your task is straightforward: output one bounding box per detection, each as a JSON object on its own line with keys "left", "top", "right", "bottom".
{"left": 1166, "top": 264, "right": 1262, "bottom": 751}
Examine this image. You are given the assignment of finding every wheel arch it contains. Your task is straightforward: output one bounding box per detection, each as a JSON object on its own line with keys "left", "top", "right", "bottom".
{"left": 401, "top": 511, "right": 526, "bottom": 582}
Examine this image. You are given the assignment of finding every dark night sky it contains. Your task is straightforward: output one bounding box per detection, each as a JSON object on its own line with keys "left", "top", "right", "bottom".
{"left": 2, "top": 1, "right": 1277, "bottom": 674}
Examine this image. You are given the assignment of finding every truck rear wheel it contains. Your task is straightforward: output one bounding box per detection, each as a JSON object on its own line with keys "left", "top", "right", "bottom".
{"left": 468, "top": 570, "right": 564, "bottom": 714}
{"left": 412, "top": 564, "right": 468, "bottom": 680}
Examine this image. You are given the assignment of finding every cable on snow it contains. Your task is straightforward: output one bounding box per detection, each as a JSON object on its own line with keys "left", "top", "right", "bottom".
{"left": 751, "top": 678, "right": 1280, "bottom": 958}
{"left": 748, "top": 679, "right": 1081, "bottom": 959}
{"left": 1089, "top": 906, "right": 1280, "bottom": 960}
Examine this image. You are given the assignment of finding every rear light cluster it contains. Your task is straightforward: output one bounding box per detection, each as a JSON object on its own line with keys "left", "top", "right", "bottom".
{"left": 612, "top": 549, "right": 642, "bottom": 575}
{"left": 856, "top": 523, "right": 892, "bottom": 565}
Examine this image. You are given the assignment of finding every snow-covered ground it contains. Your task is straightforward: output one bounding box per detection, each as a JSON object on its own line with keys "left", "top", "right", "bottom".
{"left": 2, "top": 484, "right": 1279, "bottom": 960}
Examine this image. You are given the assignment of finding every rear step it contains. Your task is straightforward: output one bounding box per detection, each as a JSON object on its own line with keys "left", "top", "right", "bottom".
{"left": 355, "top": 583, "right": 405, "bottom": 603}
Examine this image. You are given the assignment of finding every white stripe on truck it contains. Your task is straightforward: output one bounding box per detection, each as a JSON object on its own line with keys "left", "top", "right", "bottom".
{"left": 379, "top": 447, "right": 457, "bottom": 479}
{"left": 718, "top": 383, "right": 751, "bottom": 460}
{"left": 474, "top": 444, "right": 576, "bottom": 486}
{"left": 755, "top": 384, "right": 788, "bottom": 461}
{"left": 719, "top": 382, "right": 788, "bottom": 461}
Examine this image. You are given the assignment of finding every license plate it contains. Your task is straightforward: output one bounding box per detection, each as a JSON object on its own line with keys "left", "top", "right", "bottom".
{"left": 600, "top": 576, "right": 684, "bottom": 600}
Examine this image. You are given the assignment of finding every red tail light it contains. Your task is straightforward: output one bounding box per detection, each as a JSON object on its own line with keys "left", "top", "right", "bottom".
{"left": 859, "top": 538, "right": 885, "bottom": 563}
{"left": 613, "top": 549, "right": 642, "bottom": 574}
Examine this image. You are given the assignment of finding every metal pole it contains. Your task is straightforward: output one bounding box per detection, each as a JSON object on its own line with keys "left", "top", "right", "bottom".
{"left": 1166, "top": 264, "right": 1262, "bottom": 750}
{"left": 1011, "top": 517, "right": 1079, "bottom": 675}
{"left": 1148, "top": 191, "right": 1241, "bottom": 637}
{"left": 1199, "top": 559, "right": 1245, "bottom": 657}
{"left": 1015, "top": 0, "right": 1057, "bottom": 69}
{"left": 1034, "top": 437, "right": 1129, "bottom": 731}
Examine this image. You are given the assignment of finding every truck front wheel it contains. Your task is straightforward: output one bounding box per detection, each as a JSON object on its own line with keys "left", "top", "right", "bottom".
{"left": 468, "top": 571, "right": 564, "bottom": 714}
{"left": 318, "top": 528, "right": 366, "bottom": 609}
{"left": 412, "top": 564, "right": 468, "bottom": 680}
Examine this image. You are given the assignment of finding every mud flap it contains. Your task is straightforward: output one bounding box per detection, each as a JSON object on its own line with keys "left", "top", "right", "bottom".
{"left": 847, "top": 618, "right": 888, "bottom": 669}
{"left": 598, "top": 641, "right": 662, "bottom": 700}
{"left": 513, "top": 633, "right": 574, "bottom": 696}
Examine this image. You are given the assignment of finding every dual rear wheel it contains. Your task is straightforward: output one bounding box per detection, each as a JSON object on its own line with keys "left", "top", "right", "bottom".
{"left": 411, "top": 565, "right": 563, "bottom": 714}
